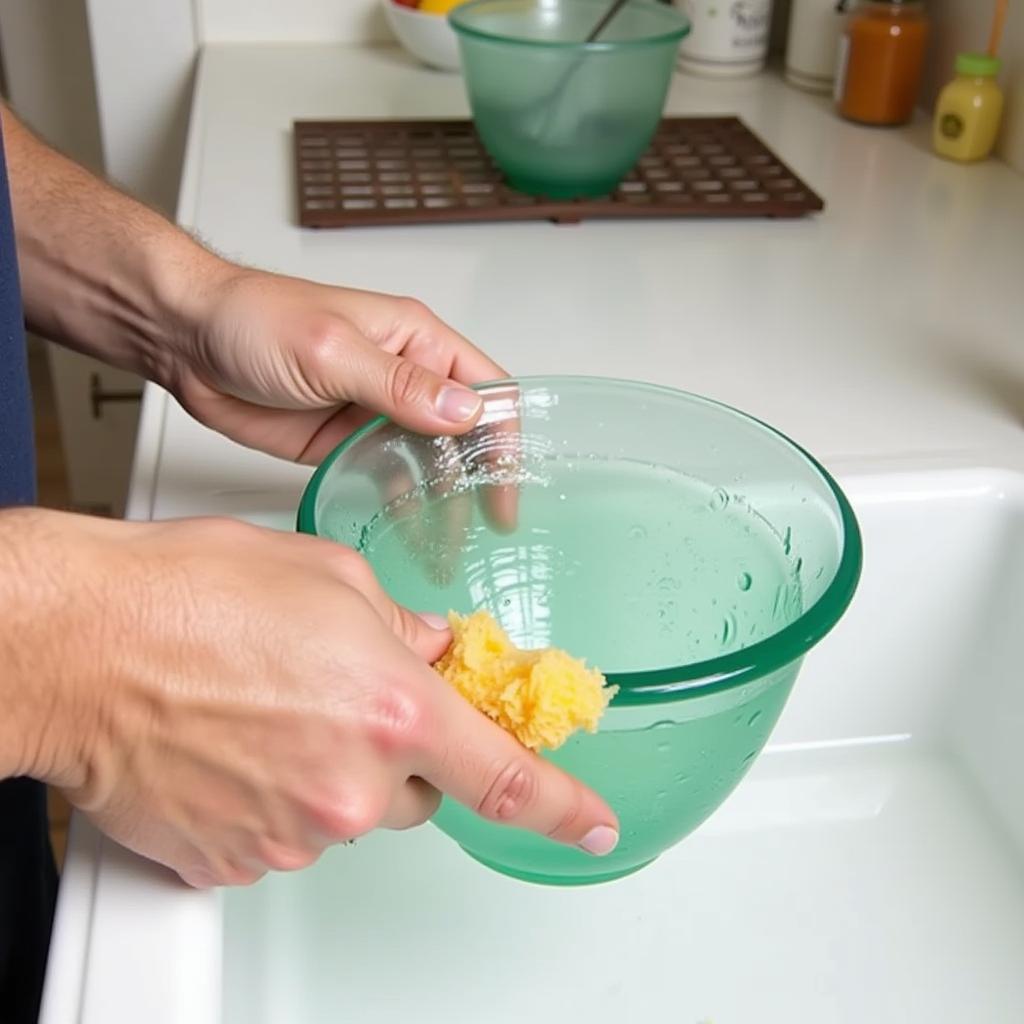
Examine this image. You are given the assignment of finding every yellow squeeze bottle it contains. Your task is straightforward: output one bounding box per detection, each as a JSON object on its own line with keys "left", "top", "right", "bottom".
{"left": 933, "top": 52, "right": 1004, "bottom": 162}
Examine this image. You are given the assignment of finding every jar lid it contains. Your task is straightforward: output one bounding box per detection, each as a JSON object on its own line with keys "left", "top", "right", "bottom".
{"left": 956, "top": 52, "right": 1002, "bottom": 77}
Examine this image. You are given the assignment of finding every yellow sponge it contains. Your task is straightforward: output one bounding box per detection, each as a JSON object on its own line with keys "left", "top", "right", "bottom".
{"left": 434, "top": 610, "right": 617, "bottom": 751}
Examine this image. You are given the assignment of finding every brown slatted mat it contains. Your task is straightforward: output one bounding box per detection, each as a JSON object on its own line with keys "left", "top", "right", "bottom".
{"left": 295, "top": 117, "right": 824, "bottom": 228}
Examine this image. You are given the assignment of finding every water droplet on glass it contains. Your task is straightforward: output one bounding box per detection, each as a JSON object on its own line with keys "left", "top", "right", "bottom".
{"left": 656, "top": 742, "right": 671, "bottom": 754}
{"left": 737, "top": 571, "right": 753, "bottom": 591}
{"left": 709, "top": 488, "right": 730, "bottom": 512}
{"left": 658, "top": 576, "right": 681, "bottom": 592}
{"left": 721, "top": 613, "right": 736, "bottom": 646}
{"left": 674, "top": 772, "right": 691, "bottom": 784}
{"left": 558, "top": 493, "right": 566, "bottom": 501}
{"left": 748, "top": 710, "right": 763, "bottom": 726}
{"left": 628, "top": 524, "right": 647, "bottom": 541}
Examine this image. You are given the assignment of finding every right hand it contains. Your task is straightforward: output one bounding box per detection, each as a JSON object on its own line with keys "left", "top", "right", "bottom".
{"left": 0, "top": 509, "right": 617, "bottom": 887}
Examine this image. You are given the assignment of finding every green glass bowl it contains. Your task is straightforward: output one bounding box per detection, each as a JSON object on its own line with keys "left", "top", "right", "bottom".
{"left": 449, "top": 0, "right": 690, "bottom": 198}
{"left": 298, "top": 377, "right": 862, "bottom": 885}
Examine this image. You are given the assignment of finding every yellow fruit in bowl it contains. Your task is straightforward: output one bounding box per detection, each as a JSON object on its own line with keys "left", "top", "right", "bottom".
{"left": 418, "top": 0, "right": 467, "bottom": 14}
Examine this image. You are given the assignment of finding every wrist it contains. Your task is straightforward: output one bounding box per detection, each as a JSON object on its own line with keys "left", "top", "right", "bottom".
{"left": 0, "top": 508, "right": 107, "bottom": 787}
{"left": 144, "top": 232, "right": 241, "bottom": 388}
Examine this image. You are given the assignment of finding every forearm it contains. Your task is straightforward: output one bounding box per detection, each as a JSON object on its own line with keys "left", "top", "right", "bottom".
{"left": 1, "top": 104, "right": 232, "bottom": 386}
{"left": 0, "top": 508, "right": 105, "bottom": 787}
{"left": 0, "top": 509, "right": 58, "bottom": 780}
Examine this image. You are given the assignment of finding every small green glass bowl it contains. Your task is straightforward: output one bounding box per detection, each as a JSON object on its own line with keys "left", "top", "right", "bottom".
{"left": 449, "top": 0, "right": 690, "bottom": 198}
{"left": 298, "top": 377, "right": 862, "bottom": 885}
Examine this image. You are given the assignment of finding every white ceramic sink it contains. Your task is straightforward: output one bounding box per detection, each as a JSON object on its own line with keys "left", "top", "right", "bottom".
{"left": 41, "top": 467, "right": 1024, "bottom": 1024}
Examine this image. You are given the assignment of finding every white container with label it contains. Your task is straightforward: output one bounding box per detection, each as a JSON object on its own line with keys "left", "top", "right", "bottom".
{"left": 674, "top": 0, "right": 775, "bottom": 78}
{"left": 785, "top": 0, "right": 845, "bottom": 93}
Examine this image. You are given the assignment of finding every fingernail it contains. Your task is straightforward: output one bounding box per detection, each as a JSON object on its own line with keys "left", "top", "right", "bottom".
{"left": 417, "top": 611, "right": 450, "bottom": 631}
{"left": 436, "top": 386, "right": 482, "bottom": 424}
{"left": 578, "top": 825, "right": 619, "bottom": 856}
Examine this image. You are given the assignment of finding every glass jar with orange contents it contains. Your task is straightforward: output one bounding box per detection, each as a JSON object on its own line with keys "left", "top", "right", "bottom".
{"left": 835, "top": 0, "right": 930, "bottom": 126}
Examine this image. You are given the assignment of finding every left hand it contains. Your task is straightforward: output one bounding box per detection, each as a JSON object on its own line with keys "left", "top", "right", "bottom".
{"left": 169, "top": 266, "right": 506, "bottom": 465}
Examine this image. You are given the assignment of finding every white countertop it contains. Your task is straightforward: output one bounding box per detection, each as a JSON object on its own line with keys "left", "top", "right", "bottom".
{"left": 134, "top": 40, "right": 1024, "bottom": 525}
{"left": 45, "top": 40, "right": 1024, "bottom": 1024}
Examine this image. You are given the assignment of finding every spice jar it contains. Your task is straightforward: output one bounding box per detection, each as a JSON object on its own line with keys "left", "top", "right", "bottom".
{"left": 835, "top": 0, "right": 929, "bottom": 126}
{"left": 933, "top": 52, "right": 1005, "bottom": 162}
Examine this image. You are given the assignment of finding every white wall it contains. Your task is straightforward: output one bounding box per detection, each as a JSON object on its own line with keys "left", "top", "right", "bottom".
{"left": 198, "top": 0, "right": 386, "bottom": 43}
{"left": 84, "top": 0, "right": 198, "bottom": 214}
{"left": 0, "top": 1, "right": 104, "bottom": 170}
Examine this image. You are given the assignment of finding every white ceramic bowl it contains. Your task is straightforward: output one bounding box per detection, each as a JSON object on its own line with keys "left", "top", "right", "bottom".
{"left": 382, "top": 0, "right": 462, "bottom": 72}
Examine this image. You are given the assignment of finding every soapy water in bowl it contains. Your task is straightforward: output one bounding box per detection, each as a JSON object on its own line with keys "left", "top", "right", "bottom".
{"left": 339, "top": 453, "right": 804, "bottom": 675}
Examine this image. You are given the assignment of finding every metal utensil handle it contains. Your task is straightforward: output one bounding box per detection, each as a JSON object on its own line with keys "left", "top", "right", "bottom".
{"left": 586, "top": 0, "right": 633, "bottom": 42}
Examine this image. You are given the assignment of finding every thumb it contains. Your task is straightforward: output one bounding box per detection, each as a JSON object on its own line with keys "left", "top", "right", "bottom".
{"left": 394, "top": 607, "right": 454, "bottom": 665}
{"left": 345, "top": 338, "right": 484, "bottom": 435}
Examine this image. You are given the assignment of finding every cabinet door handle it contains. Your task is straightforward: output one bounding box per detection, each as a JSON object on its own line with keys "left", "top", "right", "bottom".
{"left": 89, "top": 373, "right": 143, "bottom": 419}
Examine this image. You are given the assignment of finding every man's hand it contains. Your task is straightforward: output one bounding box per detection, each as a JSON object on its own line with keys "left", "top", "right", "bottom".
{"left": 2, "top": 107, "right": 505, "bottom": 468}
{"left": 173, "top": 267, "right": 506, "bottom": 465}
{"left": 0, "top": 510, "right": 618, "bottom": 887}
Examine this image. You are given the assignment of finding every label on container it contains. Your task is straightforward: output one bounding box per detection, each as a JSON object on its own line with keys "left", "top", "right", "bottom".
{"left": 940, "top": 113, "right": 964, "bottom": 139}
{"left": 678, "top": 0, "right": 773, "bottom": 66}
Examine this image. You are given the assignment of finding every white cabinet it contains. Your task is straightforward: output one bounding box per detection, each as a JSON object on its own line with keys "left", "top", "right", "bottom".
{"left": 45, "top": 346, "right": 140, "bottom": 514}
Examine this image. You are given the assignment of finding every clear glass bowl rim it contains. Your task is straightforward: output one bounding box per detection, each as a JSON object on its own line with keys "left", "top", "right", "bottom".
{"left": 448, "top": 0, "right": 691, "bottom": 52}
{"left": 297, "top": 376, "right": 863, "bottom": 706}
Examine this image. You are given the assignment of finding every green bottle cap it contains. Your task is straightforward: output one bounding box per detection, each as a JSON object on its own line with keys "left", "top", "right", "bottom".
{"left": 955, "top": 52, "right": 1002, "bottom": 77}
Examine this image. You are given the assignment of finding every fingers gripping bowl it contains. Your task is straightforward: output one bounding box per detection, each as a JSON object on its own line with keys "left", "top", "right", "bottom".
{"left": 298, "top": 377, "right": 862, "bottom": 885}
